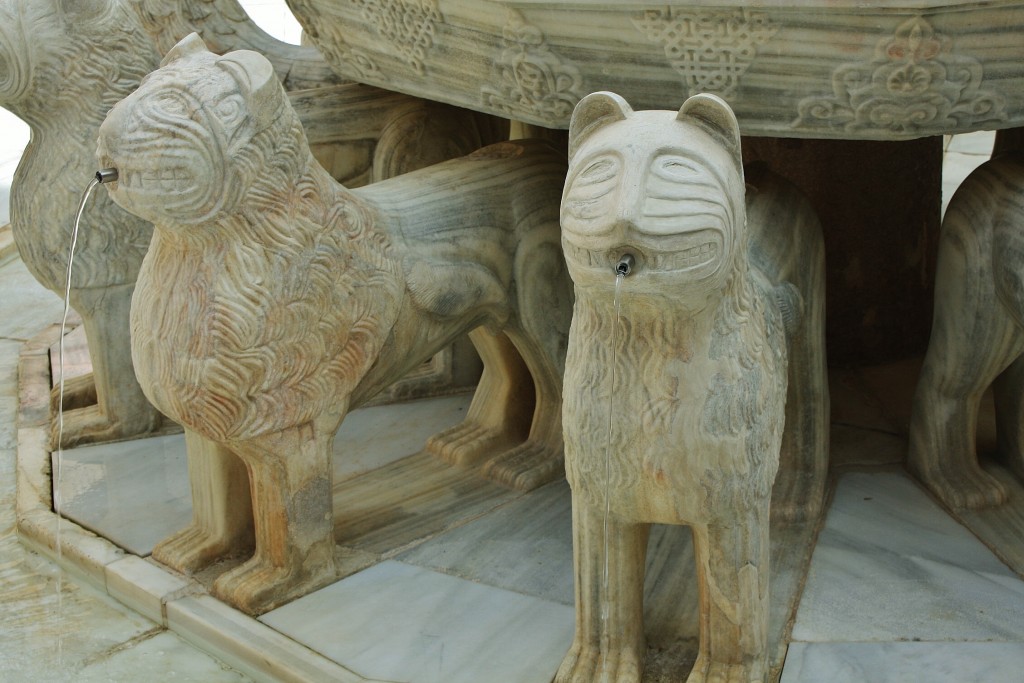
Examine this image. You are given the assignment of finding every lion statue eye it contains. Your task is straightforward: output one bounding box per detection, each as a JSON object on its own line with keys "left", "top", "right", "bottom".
{"left": 214, "top": 96, "right": 244, "bottom": 124}
{"left": 152, "top": 91, "right": 190, "bottom": 118}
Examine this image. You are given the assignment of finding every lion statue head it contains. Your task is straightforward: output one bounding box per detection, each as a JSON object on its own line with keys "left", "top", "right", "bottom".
{"left": 561, "top": 91, "right": 748, "bottom": 309}
{"left": 98, "top": 33, "right": 305, "bottom": 227}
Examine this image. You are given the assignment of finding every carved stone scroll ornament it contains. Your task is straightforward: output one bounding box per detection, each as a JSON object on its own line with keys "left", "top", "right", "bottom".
{"left": 556, "top": 92, "right": 827, "bottom": 683}
{"left": 633, "top": 8, "right": 778, "bottom": 98}
{"left": 97, "top": 35, "right": 571, "bottom": 615}
{"left": 482, "top": 10, "right": 584, "bottom": 122}
{"left": 796, "top": 16, "right": 1006, "bottom": 134}
{"left": 908, "top": 151, "right": 1024, "bottom": 509}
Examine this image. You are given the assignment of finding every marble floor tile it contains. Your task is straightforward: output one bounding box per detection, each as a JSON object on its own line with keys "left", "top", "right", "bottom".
{"left": 260, "top": 560, "right": 575, "bottom": 683}
{"left": 74, "top": 630, "right": 251, "bottom": 683}
{"left": 54, "top": 434, "right": 192, "bottom": 557}
{"left": 0, "top": 259, "right": 65, "bottom": 341}
{"left": 398, "top": 476, "right": 818, "bottom": 678}
{"left": 791, "top": 472, "right": 1024, "bottom": 642}
{"left": 398, "top": 479, "right": 575, "bottom": 605}
{"left": 781, "top": 642, "right": 1024, "bottom": 683}
{"left": 0, "top": 533, "right": 160, "bottom": 681}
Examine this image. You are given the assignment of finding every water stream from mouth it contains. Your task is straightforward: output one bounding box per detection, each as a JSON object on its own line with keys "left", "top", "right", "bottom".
{"left": 600, "top": 272, "right": 624, "bottom": 634}
{"left": 54, "top": 175, "right": 102, "bottom": 665}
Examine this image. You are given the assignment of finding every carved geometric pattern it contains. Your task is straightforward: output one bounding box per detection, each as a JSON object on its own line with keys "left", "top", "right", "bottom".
{"left": 482, "top": 10, "right": 584, "bottom": 121}
{"left": 633, "top": 8, "right": 778, "bottom": 98}
{"left": 796, "top": 16, "right": 1006, "bottom": 134}
{"left": 351, "top": 0, "right": 441, "bottom": 76}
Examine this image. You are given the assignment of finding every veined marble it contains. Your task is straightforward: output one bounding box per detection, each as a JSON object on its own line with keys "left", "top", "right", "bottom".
{"left": 260, "top": 560, "right": 575, "bottom": 683}
{"left": 781, "top": 642, "right": 1024, "bottom": 683}
{"left": 791, "top": 472, "right": 1024, "bottom": 642}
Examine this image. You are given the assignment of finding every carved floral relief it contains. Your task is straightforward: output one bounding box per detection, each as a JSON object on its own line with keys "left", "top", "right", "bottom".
{"left": 481, "top": 10, "right": 584, "bottom": 121}
{"left": 797, "top": 16, "right": 1006, "bottom": 134}
{"left": 633, "top": 8, "right": 778, "bottom": 98}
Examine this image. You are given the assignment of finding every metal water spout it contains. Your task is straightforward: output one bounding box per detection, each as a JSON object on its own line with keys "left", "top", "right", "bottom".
{"left": 95, "top": 168, "right": 118, "bottom": 184}
{"left": 615, "top": 253, "right": 635, "bottom": 277}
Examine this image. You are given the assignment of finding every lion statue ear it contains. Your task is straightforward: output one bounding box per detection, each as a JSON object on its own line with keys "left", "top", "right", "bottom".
{"left": 216, "top": 49, "right": 280, "bottom": 126}
{"left": 161, "top": 32, "right": 210, "bottom": 67}
{"left": 677, "top": 94, "right": 742, "bottom": 171}
{"left": 568, "top": 91, "right": 633, "bottom": 159}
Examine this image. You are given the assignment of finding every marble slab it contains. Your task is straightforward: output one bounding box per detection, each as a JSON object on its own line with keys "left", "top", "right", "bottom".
{"left": 398, "top": 476, "right": 819, "bottom": 680}
{"left": 781, "top": 642, "right": 1024, "bottom": 683}
{"left": 791, "top": 471, "right": 1024, "bottom": 642}
{"left": 53, "top": 434, "right": 192, "bottom": 557}
{"left": 260, "top": 560, "right": 575, "bottom": 683}
{"left": 73, "top": 631, "right": 251, "bottom": 683}
{"left": 52, "top": 394, "right": 474, "bottom": 557}
{"left": 0, "top": 533, "right": 158, "bottom": 680}
{"left": 1, "top": 259, "right": 65, "bottom": 341}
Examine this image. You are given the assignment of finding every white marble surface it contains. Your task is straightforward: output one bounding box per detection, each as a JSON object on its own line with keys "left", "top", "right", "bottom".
{"left": 791, "top": 472, "right": 1024, "bottom": 642}
{"left": 781, "top": 642, "right": 1024, "bottom": 683}
{"left": 54, "top": 434, "right": 192, "bottom": 556}
{"left": 73, "top": 630, "right": 250, "bottom": 683}
{"left": 398, "top": 479, "right": 575, "bottom": 605}
{"left": 52, "top": 393, "right": 473, "bottom": 557}
{"left": 260, "top": 560, "right": 575, "bottom": 683}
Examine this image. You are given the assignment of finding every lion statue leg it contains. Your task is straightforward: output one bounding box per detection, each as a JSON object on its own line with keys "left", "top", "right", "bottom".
{"left": 152, "top": 428, "right": 254, "bottom": 574}
{"left": 554, "top": 500, "right": 648, "bottom": 683}
{"left": 688, "top": 500, "right": 771, "bottom": 683}
{"left": 210, "top": 421, "right": 339, "bottom": 615}
{"left": 907, "top": 159, "right": 1021, "bottom": 509}
{"left": 429, "top": 223, "right": 571, "bottom": 491}
{"left": 51, "top": 283, "right": 165, "bottom": 449}
{"left": 426, "top": 328, "right": 536, "bottom": 466}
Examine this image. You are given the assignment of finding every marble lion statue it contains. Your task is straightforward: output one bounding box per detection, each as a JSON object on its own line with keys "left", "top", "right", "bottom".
{"left": 0, "top": 0, "right": 164, "bottom": 447}
{"left": 0, "top": 0, "right": 502, "bottom": 448}
{"left": 97, "top": 35, "right": 571, "bottom": 614}
{"left": 557, "top": 92, "right": 827, "bottom": 683}
{"left": 909, "top": 150, "right": 1024, "bottom": 509}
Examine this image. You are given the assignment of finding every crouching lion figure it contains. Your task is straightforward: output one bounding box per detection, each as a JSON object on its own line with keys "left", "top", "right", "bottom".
{"left": 556, "top": 92, "right": 827, "bottom": 683}
{"left": 97, "top": 35, "right": 571, "bottom": 614}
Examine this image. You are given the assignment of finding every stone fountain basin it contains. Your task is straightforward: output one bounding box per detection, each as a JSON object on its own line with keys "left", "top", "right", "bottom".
{"left": 285, "top": 0, "right": 1024, "bottom": 140}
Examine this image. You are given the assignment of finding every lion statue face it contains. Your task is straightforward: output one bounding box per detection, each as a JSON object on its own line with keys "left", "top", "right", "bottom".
{"left": 98, "top": 33, "right": 292, "bottom": 226}
{"left": 561, "top": 92, "right": 747, "bottom": 305}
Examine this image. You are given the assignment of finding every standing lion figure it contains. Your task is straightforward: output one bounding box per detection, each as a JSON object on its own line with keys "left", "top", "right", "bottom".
{"left": 97, "top": 36, "right": 571, "bottom": 614}
{"left": 557, "top": 92, "right": 827, "bottom": 683}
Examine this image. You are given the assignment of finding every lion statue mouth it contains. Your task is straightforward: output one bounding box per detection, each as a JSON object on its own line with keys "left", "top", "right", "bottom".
{"left": 563, "top": 228, "right": 723, "bottom": 280}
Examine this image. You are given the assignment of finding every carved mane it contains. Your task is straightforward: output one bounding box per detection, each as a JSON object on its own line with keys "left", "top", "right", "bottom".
{"left": 0, "top": 0, "right": 158, "bottom": 291}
